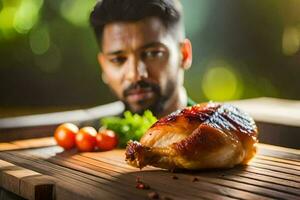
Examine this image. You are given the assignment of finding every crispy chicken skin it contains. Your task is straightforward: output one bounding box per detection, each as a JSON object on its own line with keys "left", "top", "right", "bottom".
{"left": 125, "top": 102, "right": 258, "bottom": 170}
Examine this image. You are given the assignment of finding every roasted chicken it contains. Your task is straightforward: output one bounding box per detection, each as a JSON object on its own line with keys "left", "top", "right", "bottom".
{"left": 125, "top": 102, "right": 258, "bottom": 170}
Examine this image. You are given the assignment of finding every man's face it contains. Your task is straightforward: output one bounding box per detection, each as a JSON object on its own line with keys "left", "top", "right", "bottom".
{"left": 98, "top": 17, "right": 184, "bottom": 115}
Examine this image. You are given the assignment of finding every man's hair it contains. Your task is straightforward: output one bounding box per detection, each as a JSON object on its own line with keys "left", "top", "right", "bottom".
{"left": 90, "top": 0, "right": 185, "bottom": 45}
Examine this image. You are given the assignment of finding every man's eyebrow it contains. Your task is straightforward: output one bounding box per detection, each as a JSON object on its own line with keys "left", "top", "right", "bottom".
{"left": 104, "top": 50, "right": 124, "bottom": 56}
{"left": 140, "top": 42, "right": 163, "bottom": 50}
{"left": 104, "top": 42, "right": 164, "bottom": 55}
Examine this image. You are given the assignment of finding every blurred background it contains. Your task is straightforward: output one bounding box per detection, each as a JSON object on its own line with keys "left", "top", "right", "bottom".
{"left": 1, "top": 0, "right": 300, "bottom": 117}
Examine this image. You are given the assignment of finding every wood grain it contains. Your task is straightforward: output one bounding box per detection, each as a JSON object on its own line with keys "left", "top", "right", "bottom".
{"left": 0, "top": 137, "right": 55, "bottom": 152}
{"left": 0, "top": 137, "right": 299, "bottom": 200}
{"left": 0, "top": 159, "right": 54, "bottom": 200}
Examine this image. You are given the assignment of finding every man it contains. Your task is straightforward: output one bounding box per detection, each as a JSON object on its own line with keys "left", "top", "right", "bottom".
{"left": 90, "top": 0, "right": 194, "bottom": 118}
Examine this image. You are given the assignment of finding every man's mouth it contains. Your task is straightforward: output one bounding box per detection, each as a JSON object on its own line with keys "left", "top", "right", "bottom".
{"left": 126, "top": 88, "right": 155, "bottom": 102}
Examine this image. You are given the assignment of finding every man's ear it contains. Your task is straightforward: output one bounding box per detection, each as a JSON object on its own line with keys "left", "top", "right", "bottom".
{"left": 97, "top": 53, "right": 108, "bottom": 84}
{"left": 180, "top": 38, "right": 192, "bottom": 70}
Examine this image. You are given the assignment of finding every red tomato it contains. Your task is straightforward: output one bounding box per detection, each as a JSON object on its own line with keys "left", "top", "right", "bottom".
{"left": 76, "top": 127, "right": 97, "bottom": 152}
{"left": 54, "top": 123, "right": 78, "bottom": 150}
{"left": 96, "top": 129, "right": 118, "bottom": 151}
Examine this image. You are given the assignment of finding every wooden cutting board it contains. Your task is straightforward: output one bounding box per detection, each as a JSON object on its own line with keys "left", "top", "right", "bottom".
{"left": 0, "top": 137, "right": 299, "bottom": 200}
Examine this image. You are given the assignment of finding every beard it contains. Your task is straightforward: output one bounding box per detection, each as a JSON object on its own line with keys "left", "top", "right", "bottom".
{"left": 122, "top": 79, "right": 175, "bottom": 117}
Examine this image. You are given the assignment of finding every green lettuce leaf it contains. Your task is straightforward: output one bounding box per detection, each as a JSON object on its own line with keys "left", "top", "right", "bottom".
{"left": 100, "top": 110, "right": 157, "bottom": 147}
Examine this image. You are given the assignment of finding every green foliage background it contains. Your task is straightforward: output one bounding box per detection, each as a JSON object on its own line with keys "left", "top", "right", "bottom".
{"left": 0, "top": 0, "right": 300, "bottom": 110}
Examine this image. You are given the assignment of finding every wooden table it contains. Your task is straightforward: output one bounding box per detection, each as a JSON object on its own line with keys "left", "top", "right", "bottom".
{"left": 0, "top": 137, "right": 299, "bottom": 200}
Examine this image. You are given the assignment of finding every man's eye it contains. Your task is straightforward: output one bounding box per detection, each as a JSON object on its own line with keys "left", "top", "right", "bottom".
{"left": 109, "top": 57, "right": 127, "bottom": 65}
{"left": 143, "top": 50, "right": 164, "bottom": 59}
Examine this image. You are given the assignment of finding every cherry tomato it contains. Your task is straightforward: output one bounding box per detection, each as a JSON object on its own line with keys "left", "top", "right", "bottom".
{"left": 96, "top": 129, "right": 118, "bottom": 151}
{"left": 54, "top": 123, "right": 78, "bottom": 150}
{"left": 76, "top": 127, "right": 97, "bottom": 152}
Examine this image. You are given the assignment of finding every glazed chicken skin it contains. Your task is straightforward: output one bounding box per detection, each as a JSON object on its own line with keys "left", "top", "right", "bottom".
{"left": 125, "top": 102, "right": 258, "bottom": 170}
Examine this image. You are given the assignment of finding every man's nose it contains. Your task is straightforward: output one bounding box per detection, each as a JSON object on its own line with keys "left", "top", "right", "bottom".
{"left": 126, "top": 56, "right": 148, "bottom": 81}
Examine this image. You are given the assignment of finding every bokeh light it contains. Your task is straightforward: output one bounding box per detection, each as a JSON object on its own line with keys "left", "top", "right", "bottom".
{"left": 282, "top": 26, "right": 300, "bottom": 56}
{"left": 29, "top": 23, "right": 50, "bottom": 55}
{"left": 0, "top": 0, "right": 43, "bottom": 40}
{"left": 201, "top": 61, "right": 243, "bottom": 101}
{"left": 14, "top": 0, "right": 43, "bottom": 34}
{"left": 0, "top": 6, "right": 17, "bottom": 40}
{"left": 60, "top": 0, "right": 96, "bottom": 27}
